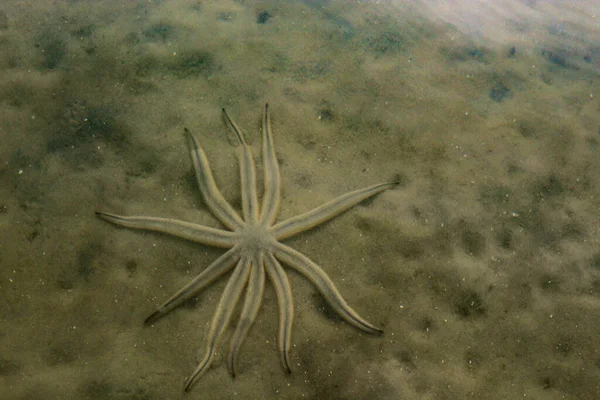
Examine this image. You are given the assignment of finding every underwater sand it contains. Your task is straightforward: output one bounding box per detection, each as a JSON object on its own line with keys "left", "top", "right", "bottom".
{"left": 0, "top": 1, "right": 599, "bottom": 399}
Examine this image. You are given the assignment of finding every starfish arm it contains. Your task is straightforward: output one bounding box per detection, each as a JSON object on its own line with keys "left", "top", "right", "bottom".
{"left": 272, "top": 182, "right": 398, "bottom": 240}
{"left": 273, "top": 242, "right": 383, "bottom": 335}
{"left": 184, "top": 128, "right": 245, "bottom": 230}
{"left": 264, "top": 251, "right": 294, "bottom": 373}
{"left": 96, "top": 212, "right": 237, "bottom": 248}
{"left": 184, "top": 257, "right": 252, "bottom": 392}
{"left": 223, "top": 108, "right": 259, "bottom": 223}
{"left": 228, "top": 252, "right": 266, "bottom": 377}
{"left": 145, "top": 246, "right": 240, "bottom": 325}
{"left": 259, "top": 103, "right": 281, "bottom": 226}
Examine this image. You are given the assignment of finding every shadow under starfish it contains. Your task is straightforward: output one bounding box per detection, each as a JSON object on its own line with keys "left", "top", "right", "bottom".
{"left": 97, "top": 103, "right": 398, "bottom": 392}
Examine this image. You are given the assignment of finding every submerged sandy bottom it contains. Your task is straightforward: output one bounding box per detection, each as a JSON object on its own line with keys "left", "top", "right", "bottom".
{"left": 0, "top": 1, "right": 599, "bottom": 399}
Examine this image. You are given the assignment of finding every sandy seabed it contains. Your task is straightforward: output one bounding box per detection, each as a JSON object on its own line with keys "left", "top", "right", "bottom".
{"left": 0, "top": 1, "right": 599, "bottom": 399}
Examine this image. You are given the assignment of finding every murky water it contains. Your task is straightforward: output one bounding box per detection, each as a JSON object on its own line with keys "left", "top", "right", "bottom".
{"left": 1, "top": 1, "right": 598, "bottom": 398}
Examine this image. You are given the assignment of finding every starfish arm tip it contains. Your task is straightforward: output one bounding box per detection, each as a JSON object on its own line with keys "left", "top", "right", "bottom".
{"left": 281, "top": 352, "right": 292, "bottom": 374}
{"left": 227, "top": 354, "right": 237, "bottom": 378}
{"left": 144, "top": 311, "right": 161, "bottom": 325}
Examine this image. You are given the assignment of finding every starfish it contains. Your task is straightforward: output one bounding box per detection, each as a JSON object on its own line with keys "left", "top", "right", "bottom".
{"left": 97, "top": 104, "right": 397, "bottom": 392}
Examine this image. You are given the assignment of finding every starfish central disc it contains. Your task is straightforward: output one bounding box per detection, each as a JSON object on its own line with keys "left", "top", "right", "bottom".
{"left": 238, "top": 223, "right": 274, "bottom": 252}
